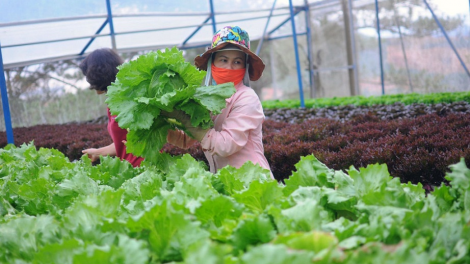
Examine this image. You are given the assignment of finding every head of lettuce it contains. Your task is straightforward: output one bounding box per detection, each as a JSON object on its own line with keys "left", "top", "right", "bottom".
{"left": 105, "top": 47, "right": 236, "bottom": 167}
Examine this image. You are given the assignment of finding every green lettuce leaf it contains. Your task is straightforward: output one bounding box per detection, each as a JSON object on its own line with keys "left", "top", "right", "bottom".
{"left": 283, "top": 155, "right": 335, "bottom": 196}
{"left": 272, "top": 231, "right": 338, "bottom": 253}
{"left": 445, "top": 158, "right": 470, "bottom": 211}
{"left": 126, "top": 199, "right": 209, "bottom": 262}
{"left": 240, "top": 244, "right": 314, "bottom": 264}
{"left": 230, "top": 214, "right": 277, "bottom": 252}
{"left": 233, "top": 180, "right": 284, "bottom": 213}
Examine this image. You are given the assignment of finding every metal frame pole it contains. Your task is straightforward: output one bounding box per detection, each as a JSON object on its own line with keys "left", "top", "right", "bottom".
{"left": 342, "top": 0, "right": 356, "bottom": 96}
{"left": 289, "top": 0, "right": 305, "bottom": 108}
{"left": 304, "top": 0, "right": 317, "bottom": 98}
{"left": 209, "top": 0, "right": 217, "bottom": 33}
{"left": 423, "top": 0, "right": 470, "bottom": 78}
{"left": 105, "top": 0, "right": 117, "bottom": 50}
{"left": 393, "top": 8, "right": 413, "bottom": 92}
{"left": 375, "top": 0, "right": 385, "bottom": 95}
{"left": 80, "top": 19, "right": 109, "bottom": 55}
{"left": 347, "top": 0, "right": 359, "bottom": 95}
{"left": 255, "top": 0, "right": 277, "bottom": 56}
{"left": 182, "top": 17, "right": 211, "bottom": 46}
{"left": 0, "top": 44, "right": 14, "bottom": 144}
{"left": 268, "top": 8, "right": 304, "bottom": 35}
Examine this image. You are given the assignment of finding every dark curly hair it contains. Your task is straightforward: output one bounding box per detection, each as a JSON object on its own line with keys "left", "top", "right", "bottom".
{"left": 79, "top": 48, "right": 123, "bottom": 92}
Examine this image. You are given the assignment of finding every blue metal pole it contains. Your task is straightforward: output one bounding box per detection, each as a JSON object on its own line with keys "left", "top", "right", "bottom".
{"left": 255, "top": 0, "right": 277, "bottom": 55}
{"left": 209, "top": 0, "right": 217, "bottom": 33}
{"left": 268, "top": 8, "right": 304, "bottom": 35}
{"left": 0, "top": 44, "right": 14, "bottom": 144}
{"left": 80, "top": 18, "right": 109, "bottom": 55}
{"left": 182, "top": 17, "right": 211, "bottom": 46}
{"left": 375, "top": 0, "right": 385, "bottom": 95}
{"left": 289, "top": 0, "right": 305, "bottom": 108}
{"left": 423, "top": 0, "right": 470, "bottom": 78}
{"left": 105, "top": 0, "right": 117, "bottom": 49}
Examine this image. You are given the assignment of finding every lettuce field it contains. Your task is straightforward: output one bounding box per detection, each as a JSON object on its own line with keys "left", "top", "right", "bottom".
{"left": 0, "top": 142, "right": 469, "bottom": 263}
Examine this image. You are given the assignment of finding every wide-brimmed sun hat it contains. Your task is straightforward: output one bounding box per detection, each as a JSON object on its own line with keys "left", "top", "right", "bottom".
{"left": 194, "top": 25, "right": 265, "bottom": 81}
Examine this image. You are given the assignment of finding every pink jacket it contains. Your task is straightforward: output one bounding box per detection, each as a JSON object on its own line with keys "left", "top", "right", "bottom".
{"left": 167, "top": 82, "right": 273, "bottom": 178}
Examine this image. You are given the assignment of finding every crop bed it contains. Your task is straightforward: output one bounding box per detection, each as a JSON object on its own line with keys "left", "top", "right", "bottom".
{"left": 264, "top": 101, "right": 470, "bottom": 123}
{"left": 1, "top": 101, "right": 470, "bottom": 263}
{"left": 1, "top": 102, "right": 470, "bottom": 190}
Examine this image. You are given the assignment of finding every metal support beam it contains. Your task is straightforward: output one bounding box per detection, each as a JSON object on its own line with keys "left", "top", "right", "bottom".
{"left": 268, "top": 7, "right": 303, "bottom": 35}
{"left": 393, "top": 8, "right": 413, "bottom": 92}
{"left": 304, "top": 0, "right": 317, "bottom": 98}
{"left": 182, "top": 17, "right": 211, "bottom": 47}
{"left": 105, "top": 0, "right": 117, "bottom": 50}
{"left": 341, "top": 0, "right": 356, "bottom": 96}
{"left": 209, "top": 0, "right": 217, "bottom": 33}
{"left": 80, "top": 18, "right": 109, "bottom": 55}
{"left": 267, "top": 32, "right": 307, "bottom": 41}
{"left": 347, "top": 0, "right": 359, "bottom": 95}
{"left": 423, "top": 0, "right": 470, "bottom": 79}
{"left": 375, "top": 0, "right": 385, "bottom": 95}
{"left": 0, "top": 43, "right": 14, "bottom": 144}
{"left": 289, "top": 0, "right": 305, "bottom": 108}
{"left": 255, "top": 0, "right": 277, "bottom": 56}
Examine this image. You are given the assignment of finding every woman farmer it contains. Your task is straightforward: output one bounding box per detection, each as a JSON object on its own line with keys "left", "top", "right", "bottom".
{"left": 79, "top": 48, "right": 144, "bottom": 167}
{"left": 165, "top": 25, "right": 273, "bottom": 178}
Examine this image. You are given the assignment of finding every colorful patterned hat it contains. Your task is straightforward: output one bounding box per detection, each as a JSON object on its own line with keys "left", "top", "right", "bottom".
{"left": 194, "top": 25, "right": 265, "bottom": 81}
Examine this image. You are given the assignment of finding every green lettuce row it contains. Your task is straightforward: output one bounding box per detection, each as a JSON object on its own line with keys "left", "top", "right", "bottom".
{"left": 0, "top": 143, "right": 469, "bottom": 263}
{"left": 262, "top": 91, "right": 470, "bottom": 109}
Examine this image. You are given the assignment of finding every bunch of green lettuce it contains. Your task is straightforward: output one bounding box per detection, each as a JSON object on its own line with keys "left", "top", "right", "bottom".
{"left": 105, "top": 47, "right": 236, "bottom": 165}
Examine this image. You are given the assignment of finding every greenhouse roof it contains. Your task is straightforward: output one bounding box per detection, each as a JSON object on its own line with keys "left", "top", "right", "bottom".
{"left": 0, "top": 0, "right": 375, "bottom": 69}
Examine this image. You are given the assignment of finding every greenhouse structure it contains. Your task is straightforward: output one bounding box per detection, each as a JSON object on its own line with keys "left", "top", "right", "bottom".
{"left": 1, "top": 0, "right": 469, "bottom": 144}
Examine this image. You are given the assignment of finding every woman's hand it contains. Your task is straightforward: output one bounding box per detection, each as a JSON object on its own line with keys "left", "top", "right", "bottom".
{"left": 161, "top": 110, "right": 210, "bottom": 141}
{"left": 186, "top": 126, "right": 210, "bottom": 142}
{"left": 82, "top": 143, "right": 117, "bottom": 162}
{"left": 82, "top": 148, "right": 101, "bottom": 163}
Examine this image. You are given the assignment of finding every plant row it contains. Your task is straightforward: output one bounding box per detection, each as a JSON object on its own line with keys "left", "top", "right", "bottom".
{"left": 0, "top": 143, "right": 469, "bottom": 263}
{"left": 264, "top": 101, "right": 470, "bottom": 123}
{"left": 0, "top": 123, "right": 113, "bottom": 161}
{"left": 262, "top": 112, "right": 470, "bottom": 188}
{"left": 262, "top": 91, "right": 470, "bottom": 109}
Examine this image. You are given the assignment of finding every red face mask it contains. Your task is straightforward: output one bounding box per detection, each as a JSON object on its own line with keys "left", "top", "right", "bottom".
{"left": 211, "top": 63, "right": 245, "bottom": 86}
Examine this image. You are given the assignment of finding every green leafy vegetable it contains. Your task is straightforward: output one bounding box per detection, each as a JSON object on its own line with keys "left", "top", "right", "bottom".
{"left": 105, "top": 47, "right": 236, "bottom": 164}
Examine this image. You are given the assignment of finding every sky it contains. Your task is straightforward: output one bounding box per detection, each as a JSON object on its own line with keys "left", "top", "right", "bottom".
{"left": 433, "top": 0, "right": 469, "bottom": 16}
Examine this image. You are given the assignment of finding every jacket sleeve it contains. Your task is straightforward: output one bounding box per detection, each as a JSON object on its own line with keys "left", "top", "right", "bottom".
{"left": 167, "top": 129, "right": 198, "bottom": 149}
{"left": 200, "top": 90, "right": 264, "bottom": 157}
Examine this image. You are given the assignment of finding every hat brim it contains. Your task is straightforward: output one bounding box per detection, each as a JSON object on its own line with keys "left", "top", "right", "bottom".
{"left": 194, "top": 42, "right": 265, "bottom": 81}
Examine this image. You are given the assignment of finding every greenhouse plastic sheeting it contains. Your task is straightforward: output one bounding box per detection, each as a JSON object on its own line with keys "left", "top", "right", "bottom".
{"left": 0, "top": 0, "right": 308, "bottom": 68}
